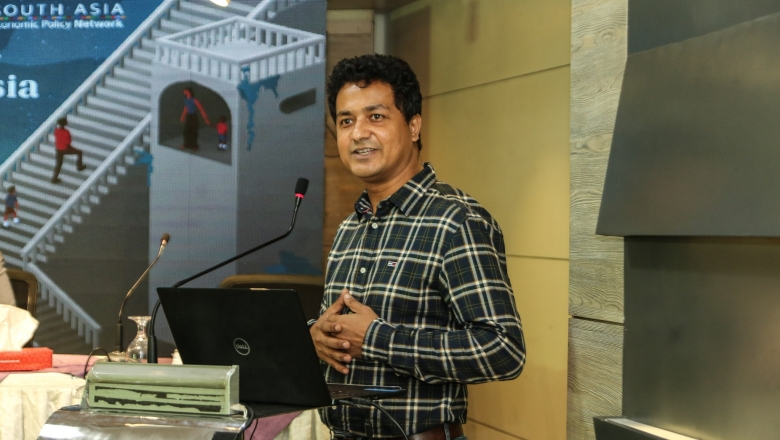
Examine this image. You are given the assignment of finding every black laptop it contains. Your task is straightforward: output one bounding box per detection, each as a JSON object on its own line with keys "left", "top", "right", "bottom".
{"left": 157, "top": 287, "right": 405, "bottom": 413}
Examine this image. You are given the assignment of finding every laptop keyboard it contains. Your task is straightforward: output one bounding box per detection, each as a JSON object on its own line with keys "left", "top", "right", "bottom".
{"left": 329, "top": 388, "right": 371, "bottom": 399}
{"left": 327, "top": 384, "right": 405, "bottom": 400}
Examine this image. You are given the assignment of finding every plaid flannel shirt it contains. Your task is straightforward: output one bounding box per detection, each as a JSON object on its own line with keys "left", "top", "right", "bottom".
{"left": 319, "top": 164, "right": 526, "bottom": 438}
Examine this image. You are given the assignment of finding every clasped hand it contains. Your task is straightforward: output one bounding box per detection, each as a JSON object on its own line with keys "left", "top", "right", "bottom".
{"left": 309, "top": 289, "right": 378, "bottom": 374}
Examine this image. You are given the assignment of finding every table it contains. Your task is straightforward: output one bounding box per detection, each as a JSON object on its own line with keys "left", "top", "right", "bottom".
{"left": 251, "top": 409, "right": 330, "bottom": 440}
{"left": 39, "top": 406, "right": 251, "bottom": 439}
{"left": 0, "top": 372, "right": 85, "bottom": 440}
{"left": 0, "top": 354, "right": 327, "bottom": 440}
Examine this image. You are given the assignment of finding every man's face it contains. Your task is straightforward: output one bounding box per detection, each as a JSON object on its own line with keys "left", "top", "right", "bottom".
{"left": 335, "top": 81, "right": 421, "bottom": 187}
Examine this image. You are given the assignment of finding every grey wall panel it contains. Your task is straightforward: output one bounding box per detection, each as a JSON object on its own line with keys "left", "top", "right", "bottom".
{"left": 624, "top": 237, "right": 780, "bottom": 440}
{"left": 598, "top": 12, "right": 780, "bottom": 236}
{"left": 628, "top": 0, "right": 780, "bottom": 54}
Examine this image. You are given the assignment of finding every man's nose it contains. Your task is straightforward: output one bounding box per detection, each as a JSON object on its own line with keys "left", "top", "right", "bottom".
{"left": 351, "top": 117, "right": 370, "bottom": 141}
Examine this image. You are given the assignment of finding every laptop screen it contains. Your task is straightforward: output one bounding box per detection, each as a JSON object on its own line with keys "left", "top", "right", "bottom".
{"left": 157, "top": 287, "right": 332, "bottom": 407}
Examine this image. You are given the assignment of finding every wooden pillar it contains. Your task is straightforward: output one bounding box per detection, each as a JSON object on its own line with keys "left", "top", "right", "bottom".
{"left": 323, "top": 11, "right": 375, "bottom": 268}
{"left": 568, "top": 0, "right": 627, "bottom": 438}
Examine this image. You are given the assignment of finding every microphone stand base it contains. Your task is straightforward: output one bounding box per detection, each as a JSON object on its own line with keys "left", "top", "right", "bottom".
{"left": 108, "top": 351, "right": 128, "bottom": 363}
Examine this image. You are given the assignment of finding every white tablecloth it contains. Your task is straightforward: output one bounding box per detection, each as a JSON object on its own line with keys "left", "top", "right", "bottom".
{"left": 272, "top": 409, "right": 330, "bottom": 440}
{"left": 0, "top": 372, "right": 85, "bottom": 440}
{"left": 0, "top": 354, "right": 330, "bottom": 440}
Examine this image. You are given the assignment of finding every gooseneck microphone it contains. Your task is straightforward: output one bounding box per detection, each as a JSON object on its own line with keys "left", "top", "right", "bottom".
{"left": 147, "top": 178, "right": 309, "bottom": 363}
{"left": 115, "top": 233, "right": 170, "bottom": 353}
{"left": 294, "top": 177, "right": 308, "bottom": 210}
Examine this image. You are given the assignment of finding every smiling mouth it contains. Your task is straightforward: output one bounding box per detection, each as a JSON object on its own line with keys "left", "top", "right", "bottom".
{"left": 353, "top": 148, "right": 376, "bottom": 156}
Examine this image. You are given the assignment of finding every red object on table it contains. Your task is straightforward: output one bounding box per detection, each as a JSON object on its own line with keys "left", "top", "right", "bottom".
{"left": 0, "top": 347, "right": 53, "bottom": 371}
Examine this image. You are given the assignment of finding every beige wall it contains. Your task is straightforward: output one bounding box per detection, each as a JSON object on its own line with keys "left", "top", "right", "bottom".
{"left": 387, "top": 1, "right": 571, "bottom": 439}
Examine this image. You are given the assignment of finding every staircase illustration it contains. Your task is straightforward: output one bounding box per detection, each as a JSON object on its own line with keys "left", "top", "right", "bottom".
{"left": 0, "top": 0, "right": 318, "bottom": 352}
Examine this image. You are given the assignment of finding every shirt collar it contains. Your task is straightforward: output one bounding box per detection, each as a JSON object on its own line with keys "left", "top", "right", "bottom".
{"left": 353, "top": 163, "right": 438, "bottom": 219}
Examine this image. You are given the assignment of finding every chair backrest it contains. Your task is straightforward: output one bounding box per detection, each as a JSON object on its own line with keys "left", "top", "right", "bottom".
{"left": 6, "top": 268, "right": 38, "bottom": 317}
{"left": 219, "top": 274, "right": 324, "bottom": 320}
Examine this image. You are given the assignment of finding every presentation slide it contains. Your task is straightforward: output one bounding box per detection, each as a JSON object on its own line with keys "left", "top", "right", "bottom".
{"left": 0, "top": 0, "right": 326, "bottom": 354}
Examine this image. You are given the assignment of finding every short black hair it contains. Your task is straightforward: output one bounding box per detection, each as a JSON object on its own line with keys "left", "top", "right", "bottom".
{"left": 327, "top": 54, "right": 423, "bottom": 150}
{"left": 56, "top": 117, "right": 67, "bottom": 127}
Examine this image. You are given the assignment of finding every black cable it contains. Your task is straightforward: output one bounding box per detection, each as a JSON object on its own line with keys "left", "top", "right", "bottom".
{"left": 339, "top": 399, "right": 409, "bottom": 440}
{"left": 83, "top": 347, "right": 110, "bottom": 378}
{"left": 248, "top": 417, "right": 260, "bottom": 440}
{"left": 235, "top": 404, "right": 254, "bottom": 439}
{"left": 356, "top": 399, "right": 372, "bottom": 439}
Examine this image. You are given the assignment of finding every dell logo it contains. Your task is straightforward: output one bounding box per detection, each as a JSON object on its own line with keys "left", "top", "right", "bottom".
{"left": 233, "top": 338, "right": 250, "bottom": 356}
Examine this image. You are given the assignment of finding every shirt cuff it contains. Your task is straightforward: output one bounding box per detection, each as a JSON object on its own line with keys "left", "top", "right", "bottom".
{"left": 361, "top": 318, "right": 394, "bottom": 364}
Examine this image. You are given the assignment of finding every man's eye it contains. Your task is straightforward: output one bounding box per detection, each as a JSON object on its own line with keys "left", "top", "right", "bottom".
{"left": 339, "top": 118, "right": 353, "bottom": 126}
{"left": 370, "top": 114, "right": 383, "bottom": 120}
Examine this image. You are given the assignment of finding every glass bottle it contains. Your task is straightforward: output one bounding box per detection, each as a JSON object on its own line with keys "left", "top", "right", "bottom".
{"left": 125, "top": 316, "right": 151, "bottom": 363}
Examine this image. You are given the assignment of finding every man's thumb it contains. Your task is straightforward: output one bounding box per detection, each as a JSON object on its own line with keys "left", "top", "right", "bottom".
{"left": 344, "top": 293, "right": 362, "bottom": 311}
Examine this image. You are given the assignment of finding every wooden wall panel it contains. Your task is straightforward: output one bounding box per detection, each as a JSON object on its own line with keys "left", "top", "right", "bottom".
{"left": 567, "top": 318, "right": 623, "bottom": 440}
{"left": 463, "top": 421, "right": 523, "bottom": 440}
{"left": 468, "top": 256, "right": 568, "bottom": 440}
{"left": 389, "top": 0, "right": 570, "bottom": 97}
{"left": 568, "top": 0, "right": 627, "bottom": 438}
{"left": 424, "top": 68, "right": 570, "bottom": 260}
{"left": 323, "top": 11, "right": 375, "bottom": 267}
{"left": 569, "top": 0, "right": 627, "bottom": 322}
{"left": 387, "top": 4, "right": 431, "bottom": 97}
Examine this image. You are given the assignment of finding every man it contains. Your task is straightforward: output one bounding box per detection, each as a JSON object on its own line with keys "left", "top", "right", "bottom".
{"left": 180, "top": 87, "right": 210, "bottom": 150}
{"left": 3, "top": 185, "right": 19, "bottom": 228}
{"left": 52, "top": 117, "right": 87, "bottom": 183}
{"left": 310, "top": 54, "right": 526, "bottom": 439}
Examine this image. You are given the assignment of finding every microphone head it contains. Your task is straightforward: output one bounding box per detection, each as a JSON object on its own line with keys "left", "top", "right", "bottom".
{"left": 295, "top": 178, "right": 309, "bottom": 198}
{"left": 161, "top": 233, "right": 171, "bottom": 245}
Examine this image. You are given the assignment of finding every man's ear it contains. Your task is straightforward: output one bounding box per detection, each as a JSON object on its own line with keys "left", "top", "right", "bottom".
{"left": 409, "top": 114, "right": 422, "bottom": 142}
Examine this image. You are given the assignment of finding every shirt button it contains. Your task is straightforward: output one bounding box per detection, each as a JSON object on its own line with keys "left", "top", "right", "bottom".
{"left": 360, "top": 267, "right": 367, "bottom": 274}
{"left": 371, "top": 223, "right": 378, "bottom": 229}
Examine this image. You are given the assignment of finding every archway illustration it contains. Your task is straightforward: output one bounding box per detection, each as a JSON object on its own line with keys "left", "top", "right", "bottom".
{"left": 158, "top": 81, "right": 232, "bottom": 165}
